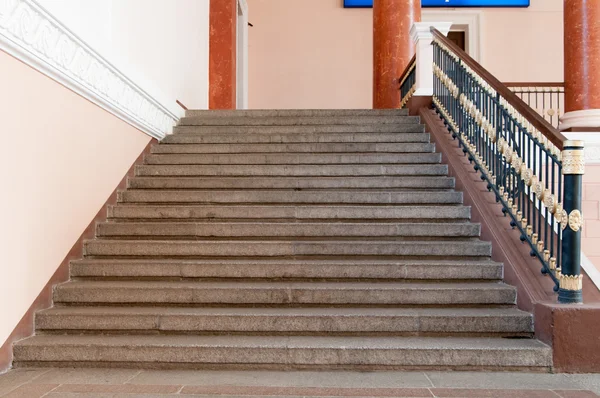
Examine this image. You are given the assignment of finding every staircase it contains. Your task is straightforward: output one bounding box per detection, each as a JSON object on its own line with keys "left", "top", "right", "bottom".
{"left": 13, "top": 109, "right": 552, "bottom": 370}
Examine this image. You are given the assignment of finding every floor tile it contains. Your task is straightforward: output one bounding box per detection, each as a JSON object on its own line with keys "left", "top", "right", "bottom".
{"left": 0, "top": 369, "right": 51, "bottom": 396}
{"left": 430, "top": 389, "right": 559, "bottom": 398}
{"left": 2, "top": 384, "right": 58, "bottom": 398}
{"left": 31, "top": 368, "right": 140, "bottom": 385}
{"left": 129, "top": 370, "right": 432, "bottom": 388}
{"left": 53, "top": 383, "right": 181, "bottom": 394}
{"left": 426, "top": 372, "right": 600, "bottom": 393}
{"left": 180, "top": 385, "right": 433, "bottom": 396}
{"left": 554, "top": 391, "right": 599, "bottom": 398}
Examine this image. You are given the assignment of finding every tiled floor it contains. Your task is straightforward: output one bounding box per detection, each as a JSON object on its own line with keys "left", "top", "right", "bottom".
{"left": 0, "top": 368, "right": 598, "bottom": 397}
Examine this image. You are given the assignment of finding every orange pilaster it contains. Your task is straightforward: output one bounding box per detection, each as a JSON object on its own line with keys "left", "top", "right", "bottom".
{"left": 373, "top": 0, "right": 421, "bottom": 109}
{"left": 564, "top": 0, "right": 600, "bottom": 113}
{"left": 209, "top": 0, "right": 237, "bottom": 110}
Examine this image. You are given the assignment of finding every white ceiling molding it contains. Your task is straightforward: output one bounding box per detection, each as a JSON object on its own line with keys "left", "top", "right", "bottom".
{"left": 0, "top": 0, "right": 178, "bottom": 140}
{"left": 422, "top": 10, "right": 482, "bottom": 62}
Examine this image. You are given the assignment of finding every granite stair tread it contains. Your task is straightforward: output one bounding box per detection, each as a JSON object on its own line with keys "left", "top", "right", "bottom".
{"left": 52, "top": 280, "right": 517, "bottom": 306}
{"left": 177, "top": 115, "right": 421, "bottom": 126}
{"left": 143, "top": 152, "right": 442, "bottom": 164}
{"left": 117, "top": 190, "right": 464, "bottom": 204}
{"left": 107, "top": 204, "right": 471, "bottom": 221}
{"left": 35, "top": 306, "right": 534, "bottom": 335}
{"left": 151, "top": 142, "right": 436, "bottom": 154}
{"left": 13, "top": 334, "right": 552, "bottom": 369}
{"left": 95, "top": 221, "right": 481, "bottom": 238}
{"left": 69, "top": 258, "right": 503, "bottom": 280}
{"left": 126, "top": 176, "right": 455, "bottom": 190}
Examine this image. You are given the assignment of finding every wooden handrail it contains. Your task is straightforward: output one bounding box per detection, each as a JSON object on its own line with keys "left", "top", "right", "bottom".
{"left": 504, "top": 82, "right": 565, "bottom": 88}
{"left": 431, "top": 28, "right": 567, "bottom": 149}
{"left": 176, "top": 100, "right": 188, "bottom": 110}
{"left": 398, "top": 54, "right": 417, "bottom": 84}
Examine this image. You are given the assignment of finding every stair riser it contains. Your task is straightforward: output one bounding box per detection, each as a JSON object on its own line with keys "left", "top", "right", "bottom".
{"left": 54, "top": 288, "right": 515, "bottom": 306}
{"left": 35, "top": 314, "right": 532, "bottom": 335}
{"left": 163, "top": 133, "right": 428, "bottom": 145}
{"left": 117, "top": 191, "right": 464, "bottom": 205}
{"left": 83, "top": 241, "right": 492, "bottom": 258}
{"left": 177, "top": 116, "right": 421, "bottom": 126}
{"left": 135, "top": 165, "right": 449, "bottom": 177}
{"left": 185, "top": 109, "right": 409, "bottom": 117}
{"left": 96, "top": 223, "right": 481, "bottom": 239}
{"left": 70, "top": 262, "right": 503, "bottom": 280}
{"left": 13, "top": 346, "right": 549, "bottom": 369}
{"left": 107, "top": 205, "right": 471, "bottom": 221}
{"left": 127, "top": 177, "right": 455, "bottom": 190}
{"left": 151, "top": 143, "right": 436, "bottom": 154}
{"left": 144, "top": 153, "right": 442, "bottom": 165}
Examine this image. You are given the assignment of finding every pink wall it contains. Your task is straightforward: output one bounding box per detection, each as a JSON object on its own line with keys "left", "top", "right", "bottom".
{"left": 0, "top": 50, "right": 151, "bottom": 350}
{"left": 248, "top": 0, "right": 373, "bottom": 109}
{"left": 248, "top": 0, "right": 563, "bottom": 109}
{"left": 582, "top": 165, "right": 600, "bottom": 270}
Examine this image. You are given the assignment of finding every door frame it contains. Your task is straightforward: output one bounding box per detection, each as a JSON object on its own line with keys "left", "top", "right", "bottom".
{"left": 422, "top": 10, "right": 482, "bottom": 62}
{"left": 237, "top": 0, "right": 249, "bottom": 109}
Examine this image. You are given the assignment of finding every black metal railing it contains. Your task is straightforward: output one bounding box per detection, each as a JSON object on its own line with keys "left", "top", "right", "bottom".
{"left": 505, "top": 83, "right": 565, "bottom": 129}
{"left": 430, "top": 28, "right": 584, "bottom": 303}
{"left": 399, "top": 56, "right": 417, "bottom": 108}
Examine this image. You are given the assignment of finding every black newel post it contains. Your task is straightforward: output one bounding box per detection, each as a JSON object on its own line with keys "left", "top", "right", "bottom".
{"left": 559, "top": 140, "right": 584, "bottom": 304}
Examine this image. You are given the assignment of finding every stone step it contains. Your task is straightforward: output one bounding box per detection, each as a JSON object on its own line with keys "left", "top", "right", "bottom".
{"left": 35, "top": 307, "right": 533, "bottom": 335}
{"left": 53, "top": 281, "right": 515, "bottom": 306}
{"left": 117, "top": 190, "right": 463, "bottom": 205}
{"left": 184, "top": 109, "right": 410, "bottom": 118}
{"left": 127, "top": 176, "right": 455, "bottom": 190}
{"left": 177, "top": 115, "right": 420, "bottom": 126}
{"left": 96, "top": 222, "right": 481, "bottom": 239}
{"left": 163, "top": 132, "right": 428, "bottom": 144}
{"left": 173, "top": 124, "right": 426, "bottom": 135}
{"left": 107, "top": 204, "right": 471, "bottom": 221}
{"left": 144, "top": 152, "right": 442, "bottom": 165}
{"left": 151, "top": 143, "right": 436, "bottom": 154}
{"left": 134, "top": 164, "right": 449, "bottom": 177}
{"left": 70, "top": 259, "right": 503, "bottom": 280}
{"left": 12, "top": 335, "right": 552, "bottom": 370}
{"left": 83, "top": 239, "right": 491, "bottom": 258}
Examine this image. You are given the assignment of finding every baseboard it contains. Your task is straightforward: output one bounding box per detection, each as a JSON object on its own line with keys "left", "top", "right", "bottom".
{"left": 0, "top": 138, "right": 156, "bottom": 373}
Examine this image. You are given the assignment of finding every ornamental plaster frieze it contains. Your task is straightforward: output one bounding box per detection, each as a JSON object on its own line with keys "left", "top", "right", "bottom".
{"left": 0, "top": 0, "right": 178, "bottom": 139}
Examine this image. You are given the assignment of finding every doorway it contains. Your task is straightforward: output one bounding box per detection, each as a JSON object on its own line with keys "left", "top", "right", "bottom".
{"left": 448, "top": 31, "right": 466, "bottom": 52}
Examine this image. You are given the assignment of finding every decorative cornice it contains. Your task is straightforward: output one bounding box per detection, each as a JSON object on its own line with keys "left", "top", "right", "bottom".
{"left": 0, "top": 0, "right": 178, "bottom": 140}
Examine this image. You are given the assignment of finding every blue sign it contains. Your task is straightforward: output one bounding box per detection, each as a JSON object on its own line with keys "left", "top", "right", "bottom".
{"left": 344, "top": 0, "right": 529, "bottom": 7}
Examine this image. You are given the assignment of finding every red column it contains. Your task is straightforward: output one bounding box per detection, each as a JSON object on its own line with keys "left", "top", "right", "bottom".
{"left": 209, "top": 0, "right": 237, "bottom": 110}
{"left": 564, "top": 0, "right": 600, "bottom": 113}
{"left": 373, "top": 0, "right": 421, "bottom": 109}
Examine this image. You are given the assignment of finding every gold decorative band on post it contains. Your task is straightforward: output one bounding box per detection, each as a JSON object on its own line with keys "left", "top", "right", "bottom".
{"left": 558, "top": 272, "right": 583, "bottom": 292}
{"left": 562, "top": 140, "right": 585, "bottom": 175}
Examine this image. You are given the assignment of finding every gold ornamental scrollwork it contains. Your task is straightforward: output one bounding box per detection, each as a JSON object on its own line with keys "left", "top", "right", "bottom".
{"left": 560, "top": 209, "right": 569, "bottom": 230}
{"left": 543, "top": 191, "right": 557, "bottom": 214}
{"left": 568, "top": 209, "right": 583, "bottom": 232}
{"left": 523, "top": 169, "right": 534, "bottom": 186}
{"left": 562, "top": 140, "right": 585, "bottom": 175}
{"left": 533, "top": 180, "right": 544, "bottom": 198}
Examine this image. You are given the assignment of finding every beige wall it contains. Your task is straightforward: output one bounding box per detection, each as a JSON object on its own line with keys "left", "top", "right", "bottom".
{"left": 37, "top": 0, "right": 210, "bottom": 109}
{"left": 0, "top": 50, "right": 151, "bottom": 347}
{"left": 582, "top": 165, "right": 600, "bottom": 270}
{"left": 248, "top": 0, "right": 563, "bottom": 109}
